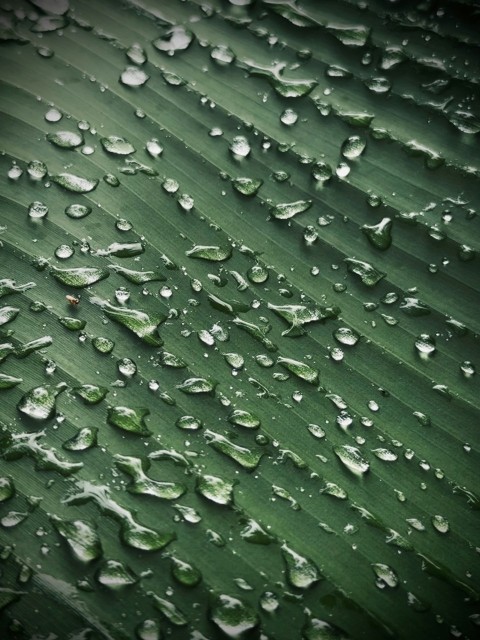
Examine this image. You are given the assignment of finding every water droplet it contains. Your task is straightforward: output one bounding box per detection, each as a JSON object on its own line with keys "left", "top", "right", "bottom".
{"left": 271, "top": 199, "right": 312, "bottom": 220}
{"left": 51, "top": 172, "right": 99, "bottom": 193}
{"left": 28, "top": 201, "right": 48, "bottom": 219}
{"left": 8, "top": 163, "right": 23, "bottom": 180}
{"left": 115, "top": 455, "right": 185, "bottom": 500}
{"left": 460, "top": 361, "right": 475, "bottom": 378}
{"left": 247, "top": 263, "right": 269, "bottom": 283}
{"left": 63, "top": 426, "right": 98, "bottom": 451}
{"left": 120, "top": 66, "right": 149, "bottom": 87}
{"left": 136, "top": 619, "right": 161, "bottom": 640}
{"left": 362, "top": 218, "right": 392, "bottom": 250}
{"left": 47, "top": 130, "right": 84, "bottom": 149}
{"left": 0, "top": 477, "right": 15, "bottom": 502}
{"left": 228, "top": 409, "right": 260, "bottom": 429}
{"left": 224, "top": 352, "right": 244, "bottom": 369}
{"left": 107, "top": 405, "right": 151, "bottom": 436}
{"left": 230, "top": 136, "right": 251, "bottom": 158}
{"left": 176, "top": 415, "right": 202, "bottom": 431}
{"left": 341, "top": 135, "right": 366, "bottom": 159}
{"left": 178, "top": 193, "right": 195, "bottom": 211}
{"left": 345, "top": 258, "right": 386, "bottom": 287}
{"left": 371, "top": 563, "right": 398, "bottom": 588}
{"left": 74, "top": 384, "right": 108, "bottom": 405}
{"left": 211, "top": 44, "right": 235, "bottom": 65}
{"left": 50, "top": 266, "right": 109, "bottom": 288}
{"left": 372, "top": 448, "right": 398, "bottom": 462}
{"left": 50, "top": 516, "right": 102, "bottom": 563}
{"left": 333, "top": 445, "right": 369, "bottom": 475}
{"left": 177, "top": 377, "right": 216, "bottom": 394}
{"left": 333, "top": 327, "right": 359, "bottom": 346}
{"left": 280, "top": 108, "right": 298, "bottom": 125}
{"left": 96, "top": 559, "right": 137, "bottom": 588}
{"left": 186, "top": 245, "right": 231, "bottom": 262}
{"left": 45, "top": 107, "right": 62, "bottom": 122}
{"left": 365, "top": 76, "right": 391, "bottom": 94}
{"left": 205, "top": 429, "right": 263, "bottom": 470}
{"left": 146, "top": 138, "right": 163, "bottom": 158}
{"left": 171, "top": 556, "right": 202, "bottom": 587}
{"left": 91, "top": 297, "right": 165, "bottom": 345}
{"left": 432, "top": 514, "right": 449, "bottom": 534}
{"left": 415, "top": 333, "right": 436, "bottom": 358}
{"left": 335, "top": 162, "right": 350, "bottom": 178}
{"left": 303, "top": 617, "right": 351, "bottom": 640}
{"left": 210, "top": 594, "right": 259, "bottom": 638}
{"left": 100, "top": 135, "right": 136, "bottom": 155}
{"left": 0, "top": 373, "right": 23, "bottom": 389}
{"left": 17, "top": 382, "right": 67, "bottom": 421}
{"left": 27, "top": 160, "right": 48, "bottom": 180}
{"left": 307, "top": 423, "right": 326, "bottom": 439}
{"left": 65, "top": 203, "right": 92, "bottom": 219}
{"left": 232, "top": 176, "right": 263, "bottom": 196}
{"left": 196, "top": 474, "right": 235, "bottom": 506}
{"left": 153, "top": 26, "right": 194, "bottom": 55}
{"left": 277, "top": 356, "right": 318, "bottom": 384}
{"left": 281, "top": 542, "right": 321, "bottom": 589}
{"left": 92, "top": 336, "right": 115, "bottom": 354}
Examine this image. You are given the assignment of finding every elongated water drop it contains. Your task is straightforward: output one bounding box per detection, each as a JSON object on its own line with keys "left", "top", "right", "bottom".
{"left": 196, "top": 474, "right": 235, "bottom": 506}
{"left": 271, "top": 199, "right": 312, "bottom": 220}
{"left": 186, "top": 245, "right": 231, "bottom": 262}
{"left": 277, "top": 357, "right": 318, "bottom": 384}
{"left": 341, "top": 135, "right": 366, "bottom": 159}
{"left": 50, "top": 516, "right": 102, "bottom": 563}
{"left": 74, "top": 384, "right": 108, "bottom": 405}
{"left": 47, "top": 131, "right": 84, "bottom": 149}
{"left": 96, "top": 560, "right": 137, "bottom": 588}
{"left": 281, "top": 542, "right": 321, "bottom": 589}
{"left": 63, "top": 426, "right": 98, "bottom": 451}
{"left": 204, "top": 430, "right": 263, "bottom": 470}
{"left": 91, "top": 297, "right": 165, "bottom": 345}
{"left": 51, "top": 173, "right": 98, "bottom": 193}
{"left": 228, "top": 409, "right": 260, "bottom": 429}
{"left": 232, "top": 177, "right": 263, "bottom": 196}
{"left": 177, "top": 377, "right": 216, "bottom": 394}
{"left": 107, "top": 406, "right": 151, "bottom": 436}
{"left": 100, "top": 136, "right": 135, "bottom": 155}
{"left": 333, "top": 445, "right": 369, "bottom": 475}
{"left": 50, "top": 266, "right": 109, "bottom": 288}
{"left": 345, "top": 258, "right": 386, "bottom": 286}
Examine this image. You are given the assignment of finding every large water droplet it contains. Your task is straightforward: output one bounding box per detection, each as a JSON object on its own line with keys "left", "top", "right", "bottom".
{"left": 230, "top": 136, "right": 251, "bottom": 158}
{"left": 196, "top": 474, "right": 235, "bottom": 506}
{"left": 107, "top": 406, "right": 151, "bottom": 436}
{"left": 211, "top": 44, "right": 235, "bottom": 65}
{"left": 152, "top": 26, "right": 194, "bottom": 55}
{"left": 120, "top": 66, "right": 149, "bottom": 87}
{"left": 210, "top": 594, "right": 259, "bottom": 638}
{"left": 341, "top": 135, "right": 366, "bottom": 159}
{"left": 17, "top": 382, "right": 67, "bottom": 421}
{"left": 100, "top": 136, "right": 136, "bottom": 155}
{"left": 50, "top": 516, "right": 102, "bottom": 563}
{"left": 51, "top": 173, "right": 99, "bottom": 193}
{"left": 281, "top": 542, "right": 321, "bottom": 589}
{"left": 232, "top": 177, "right": 263, "bottom": 196}
{"left": 96, "top": 559, "right": 137, "bottom": 588}
{"left": 170, "top": 556, "right": 202, "bottom": 587}
{"left": 333, "top": 445, "right": 369, "bottom": 475}
{"left": 186, "top": 245, "right": 231, "bottom": 262}
{"left": 345, "top": 258, "right": 386, "bottom": 286}
{"left": 271, "top": 199, "right": 312, "bottom": 220}
{"left": 333, "top": 327, "right": 359, "bottom": 346}
{"left": 362, "top": 218, "right": 392, "bottom": 250}
{"left": 47, "top": 131, "right": 84, "bottom": 149}
{"left": 50, "top": 266, "right": 109, "bottom": 288}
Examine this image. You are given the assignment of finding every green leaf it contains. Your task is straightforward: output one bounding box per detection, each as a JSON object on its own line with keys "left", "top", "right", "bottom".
{"left": 1, "top": 0, "right": 479, "bottom": 639}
